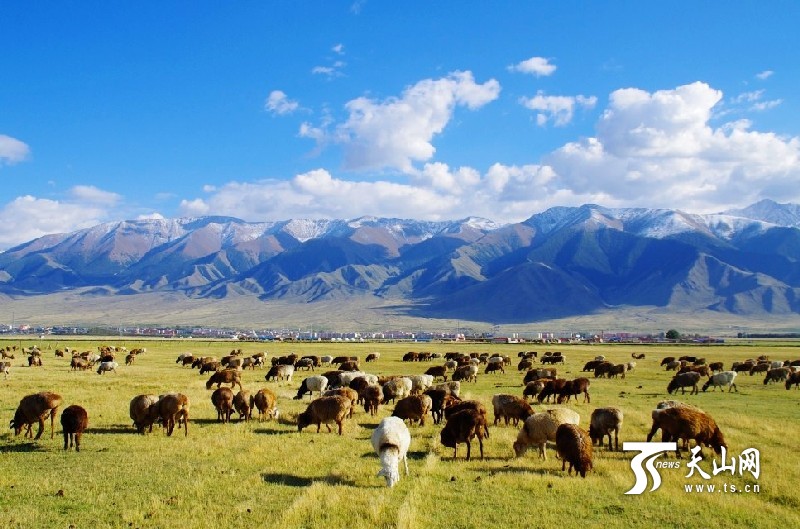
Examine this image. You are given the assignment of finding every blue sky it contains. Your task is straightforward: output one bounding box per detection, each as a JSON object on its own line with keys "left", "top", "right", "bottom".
{"left": 1, "top": 1, "right": 799, "bottom": 248}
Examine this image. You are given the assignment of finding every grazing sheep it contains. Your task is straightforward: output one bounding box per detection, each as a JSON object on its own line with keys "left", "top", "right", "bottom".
{"left": 524, "top": 368, "right": 557, "bottom": 383}
{"left": 130, "top": 394, "right": 159, "bottom": 434}
{"left": 452, "top": 364, "right": 478, "bottom": 383}
{"left": 588, "top": 407, "right": 623, "bottom": 451}
{"left": 363, "top": 385, "right": 384, "bottom": 416}
{"left": 491, "top": 394, "right": 533, "bottom": 426}
{"left": 709, "top": 361, "right": 724, "bottom": 373}
{"left": 785, "top": 371, "right": 800, "bottom": 390}
{"left": 149, "top": 393, "right": 190, "bottom": 436}
{"left": 339, "top": 360, "right": 360, "bottom": 372}
{"left": 60, "top": 405, "right": 89, "bottom": 452}
{"left": 664, "top": 360, "right": 681, "bottom": 371}
{"left": 512, "top": 408, "right": 580, "bottom": 460}
{"left": 294, "top": 375, "right": 329, "bottom": 400}
{"left": 555, "top": 424, "right": 593, "bottom": 478}
{"left": 608, "top": 363, "right": 628, "bottom": 379}
{"left": 631, "top": 353, "right": 646, "bottom": 359}
{"left": 440, "top": 408, "right": 489, "bottom": 460}
{"left": 556, "top": 378, "right": 591, "bottom": 404}
{"left": 678, "top": 365, "right": 711, "bottom": 377}
{"left": 485, "top": 362, "right": 505, "bottom": 375}
{"left": 382, "top": 377, "right": 413, "bottom": 404}
{"left": 749, "top": 362, "right": 771, "bottom": 376}
{"left": 250, "top": 388, "right": 278, "bottom": 421}
{"left": 392, "top": 395, "right": 433, "bottom": 426}
{"left": 28, "top": 355, "right": 42, "bottom": 367}
{"left": 322, "top": 387, "right": 359, "bottom": 417}
{"left": 10, "top": 391, "right": 63, "bottom": 440}
{"left": 211, "top": 387, "right": 234, "bottom": 423}
{"left": 0, "top": 361, "right": 10, "bottom": 379}
{"left": 371, "top": 417, "right": 411, "bottom": 488}
{"left": 233, "top": 390, "right": 252, "bottom": 421}
{"left": 297, "top": 395, "right": 352, "bottom": 435}
{"left": 432, "top": 380, "right": 461, "bottom": 398}
{"left": 424, "top": 365, "right": 448, "bottom": 381}
{"left": 294, "top": 358, "right": 314, "bottom": 371}
{"left": 667, "top": 371, "right": 702, "bottom": 395}
{"left": 593, "top": 362, "right": 614, "bottom": 378}
{"left": 424, "top": 388, "right": 456, "bottom": 425}
{"left": 763, "top": 367, "right": 791, "bottom": 385}
{"left": 647, "top": 405, "right": 726, "bottom": 458}
{"left": 582, "top": 360, "right": 604, "bottom": 372}
{"left": 523, "top": 380, "right": 547, "bottom": 401}
{"left": 207, "top": 369, "right": 244, "bottom": 391}
{"left": 408, "top": 374, "right": 434, "bottom": 394}
{"left": 702, "top": 371, "right": 738, "bottom": 392}
{"left": 96, "top": 361, "right": 119, "bottom": 375}
{"left": 537, "top": 378, "right": 567, "bottom": 404}
{"left": 320, "top": 355, "right": 333, "bottom": 366}
{"left": 365, "top": 353, "right": 381, "bottom": 363}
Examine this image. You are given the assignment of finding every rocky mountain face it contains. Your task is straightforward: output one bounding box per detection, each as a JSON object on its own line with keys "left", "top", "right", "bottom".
{"left": 2, "top": 200, "right": 799, "bottom": 323}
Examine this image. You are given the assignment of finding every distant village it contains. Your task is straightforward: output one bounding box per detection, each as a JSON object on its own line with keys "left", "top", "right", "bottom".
{"left": 0, "top": 323, "right": 735, "bottom": 343}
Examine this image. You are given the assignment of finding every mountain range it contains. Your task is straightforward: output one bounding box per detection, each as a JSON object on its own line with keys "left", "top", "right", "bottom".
{"left": 2, "top": 199, "right": 800, "bottom": 325}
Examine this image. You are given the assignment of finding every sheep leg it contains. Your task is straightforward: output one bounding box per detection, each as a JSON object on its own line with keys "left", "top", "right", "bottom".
{"left": 403, "top": 455, "right": 409, "bottom": 476}
{"left": 478, "top": 436, "right": 484, "bottom": 460}
{"left": 466, "top": 440, "right": 472, "bottom": 461}
{"left": 34, "top": 418, "right": 45, "bottom": 440}
{"left": 63, "top": 431, "right": 70, "bottom": 450}
{"left": 337, "top": 420, "right": 343, "bottom": 436}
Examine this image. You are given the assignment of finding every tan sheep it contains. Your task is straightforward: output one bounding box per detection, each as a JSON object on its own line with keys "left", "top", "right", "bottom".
{"left": 149, "top": 393, "right": 190, "bottom": 437}
{"left": 250, "top": 388, "right": 278, "bottom": 421}
{"left": 212, "top": 387, "right": 235, "bottom": 423}
{"left": 130, "top": 394, "right": 159, "bottom": 434}
{"left": 297, "top": 395, "right": 352, "bottom": 435}
{"left": 10, "top": 391, "right": 63, "bottom": 440}
{"left": 233, "top": 389, "right": 252, "bottom": 421}
{"left": 513, "top": 408, "right": 580, "bottom": 460}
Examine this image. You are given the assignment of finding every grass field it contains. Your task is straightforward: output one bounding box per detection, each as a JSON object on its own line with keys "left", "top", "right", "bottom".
{"left": 1, "top": 338, "right": 799, "bottom": 529}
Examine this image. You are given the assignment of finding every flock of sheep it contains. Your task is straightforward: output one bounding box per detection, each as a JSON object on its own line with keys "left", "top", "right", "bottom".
{"left": 5, "top": 343, "right": 800, "bottom": 488}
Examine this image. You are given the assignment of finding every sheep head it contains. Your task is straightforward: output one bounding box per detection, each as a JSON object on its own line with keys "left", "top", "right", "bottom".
{"left": 377, "top": 466, "right": 400, "bottom": 488}
{"left": 297, "top": 411, "right": 312, "bottom": 432}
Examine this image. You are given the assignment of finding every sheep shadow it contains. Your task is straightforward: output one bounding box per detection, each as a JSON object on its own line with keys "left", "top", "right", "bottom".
{"left": 358, "top": 450, "right": 428, "bottom": 461}
{"left": 0, "top": 442, "right": 49, "bottom": 453}
{"left": 261, "top": 473, "right": 357, "bottom": 487}
{"left": 253, "top": 427, "right": 294, "bottom": 435}
{"left": 88, "top": 425, "right": 131, "bottom": 435}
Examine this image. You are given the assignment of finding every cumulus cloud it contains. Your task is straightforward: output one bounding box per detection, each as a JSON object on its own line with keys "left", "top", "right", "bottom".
{"left": 520, "top": 92, "right": 597, "bottom": 126}
{"left": 509, "top": 56, "right": 557, "bottom": 77}
{"left": 307, "top": 71, "right": 500, "bottom": 172}
{"left": 265, "top": 90, "right": 300, "bottom": 115}
{"left": 0, "top": 195, "right": 111, "bottom": 248}
{"left": 137, "top": 212, "right": 165, "bottom": 220}
{"left": 0, "top": 134, "right": 31, "bottom": 165}
{"left": 545, "top": 81, "right": 800, "bottom": 211}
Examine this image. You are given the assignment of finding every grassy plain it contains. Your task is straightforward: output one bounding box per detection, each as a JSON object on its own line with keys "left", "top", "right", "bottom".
{"left": 0, "top": 338, "right": 799, "bottom": 529}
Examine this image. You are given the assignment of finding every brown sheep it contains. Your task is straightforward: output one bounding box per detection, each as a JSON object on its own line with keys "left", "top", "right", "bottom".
{"left": 491, "top": 394, "right": 533, "bottom": 426}
{"left": 206, "top": 369, "right": 243, "bottom": 391}
{"left": 322, "top": 387, "right": 359, "bottom": 418}
{"left": 608, "top": 363, "right": 628, "bottom": 379}
{"left": 130, "top": 394, "right": 159, "bottom": 434}
{"left": 392, "top": 394, "right": 432, "bottom": 426}
{"left": 555, "top": 424, "right": 593, "bottom": 478}
{"left": 588, "top": 407, "right": 623, "bottom": 451}
{"left": 749, "top": 362, "right": 771, "bottom": 376}
{"left": 709, "top": 361, "right": 724, "bottom": 373}
{"left": 523, "top": 379, "right": 547, "bottom": 401}
{"left": 443, "top": 400, "right": 490, "bottom": 440}
{"left": 70, "top": 357, "right": 91, "bottom": 371}
{"left": 424, "top": 388, "right": 458, "bottom": 424}
{"left": 485, "top": 362, "right": 505, "bottom": 375}
{"left": 523, "top": 368, "right": 557, "bottom": 384}
{"left": 362, "top": 385, "right": 384, "bottom": 416}
{"left": 678, "top": 365, "right": 711, "bottom": 377}
{"left": 233, "top": 390, "right": 252, "bottom": 421}
{"left": 440, "top": 409, "right": 489, "bottom": 460}
{"left": 250, "top": 388, "right": 278, "bottom": 421}
{"left": 537, "top": 378, "right": 567, "bottom": 404}
{"left": 60, "top": 405, "right": 89, "bottom": 452}
{"left": 667, "top": 371, "right": 702, "bottom": 395}
{"left": 764, "top": 367, "right": 791, "bottom": 385}
{"left": 786, "top": 371, "right": 800, "bottom": 390}
{"left": 212, "top": 387, "right": 235, "bottom": 423}
{"left": 149, "top": 393, "right": 190, "bottom": 437}
{"left": 338, "top": 360, "right": 360, "bottom": 372}
{"left": 424, "top": 365, "right": 448, "bottom": 381}
{"left": 452, "top": 364, "right": 478, "bottom": 383}
{"left": 297, "top": 395, "right": 351, "bottom": 435}
{"left": 10, "top": 391, "right": 62, "bottom": 439}
{"left": 556, "top": 378, "right": 591, "bottom": 404}
{"left": 647, "top": 405, "right": 726, "bottom": 458}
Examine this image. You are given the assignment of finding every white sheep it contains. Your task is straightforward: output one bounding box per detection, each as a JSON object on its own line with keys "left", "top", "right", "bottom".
{"left": 409, "top": 374, "right": 434, "bottom": 394}
{"left": 320, "top": 355, "right": 333, "bottom": 366}
{"left": 433, "top": 380, "right": 461, "bottom": 398}
{"left": 701, "top": 371, "right": 738, "bottom": 392}
{"left": 0, "top": 361, "right": 10, "bottom": 380}
{"left": 371, "top": 416, "right": 411, "bottom": 488}
{"left": 96, "top": 361, "right": 119, "bottom": 375}
{"left": 339, "top": 371, "right": 367, "bottom": 388}
{"left": 294, "top": 375, "right": 329, "bottom": 400}
{"left": 513, "top": 408, "right": 580, "bottom": 460}
{"left": 382, "top": 377, "right": 413, "bottom": 404}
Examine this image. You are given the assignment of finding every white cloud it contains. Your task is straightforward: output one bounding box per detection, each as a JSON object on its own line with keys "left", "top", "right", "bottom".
{"left": 0, "top": 134, "right": 31, "bottom": 165}
{"left": 509, "top": 56, "right": 557, "bottom": 77}
{"left": 756, "top": 70, "right": 774, "bottom": 80}
{"left": 731, "top": 90, "right": 764, "bottom": 104}
{"left": 179, "top": 198, "right": 211, "bottom": 217}
{"left": 312, "top": 71, "right": 500, "bottom": 172}
{"left": 520, "top": 92, "right": 597, "bottom": 126}
{"left": 545, "top": 81, "right": 800, "bottom": 212}
{"left": 332, "top": 43, "right": 345, "bottom": 55}
{"left": 265, "top": 90, "right": 300, "bottom": 115}
{"left": 69, "top": 185, "right": 122, "bottom": 205}
{"left": 137, "top": 212, "right": 165, "bottom": 220}
{"left": 0, "top": 195, "right": 110, "bottom": 248}
{"left": 750, "top": 99, "right": 782, "bottom": 112}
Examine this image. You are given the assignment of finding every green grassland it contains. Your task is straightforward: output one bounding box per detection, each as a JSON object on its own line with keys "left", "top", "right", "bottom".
{"left": 1, "top": 338, "right": 799, "bottom": 529}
